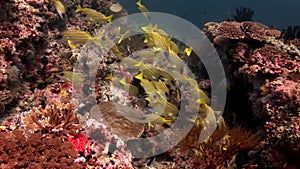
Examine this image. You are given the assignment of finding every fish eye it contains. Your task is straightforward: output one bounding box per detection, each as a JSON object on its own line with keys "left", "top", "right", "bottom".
{"left": 133, "top": 55, "right": 141, "bottom": 60}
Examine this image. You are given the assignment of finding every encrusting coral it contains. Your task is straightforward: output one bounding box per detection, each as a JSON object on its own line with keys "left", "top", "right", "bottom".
{"left": 0, "top": 129, "right": 84, "bottom": 169}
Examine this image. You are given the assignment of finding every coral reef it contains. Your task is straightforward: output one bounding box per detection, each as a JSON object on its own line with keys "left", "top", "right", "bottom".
{"left": 204, "top": 21, "right": 300, "bottom": 168}
{"left": 1, "top": 0, "right": 299, "bottom": 167}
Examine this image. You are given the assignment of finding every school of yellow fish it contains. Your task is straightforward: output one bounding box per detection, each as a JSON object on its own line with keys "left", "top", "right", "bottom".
{"left": 52, "top": 0, "right": 219, "bottom": 132}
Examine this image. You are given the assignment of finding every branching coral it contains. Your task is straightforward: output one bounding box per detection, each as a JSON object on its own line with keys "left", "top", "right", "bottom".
{"left": 21, "top": 100, "right": 82, "bottom": 136}
{"left": 170, "top": 124, "right": 261, "bottom": 169}
{"left": 226, "top": 7, "right": 255, "bottom": 22}
{"left": 0, "top": 129, "right": 84, "bottom": 169}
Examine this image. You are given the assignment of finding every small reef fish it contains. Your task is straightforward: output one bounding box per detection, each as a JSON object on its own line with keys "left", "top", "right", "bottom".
{"left": 170, "top": 40, "right": 179, "bottom": 54}
{"left": 60, "top": 30, "right": 104, "bottom": 49}
{"left": 52, "top": 0, "right": 65, "bottom": 19}
{"left": 184, "top": 47, "right": 193, "bottom": 56}
{"left": 136, "top": 0, "right": 150, "bottom": 20}
{"left": 120, "top": 57, "right": 139, "bottom": 68}
{"left": 139, "top": 76, "right": 156, "bottom": 94}
{"left": 145, "top": 32, "right": 170, "bottom": 51}
{"left": 141, "top": 23, "right": 168, "bottom": 36}
{"left": 147, "top": 115, "right": 173, "bottom": 126}
{"left": 152, "top": 80, "right": 169, "bottom": 95}
{"left": 131, "top": 49, "right": 161, "bottom": 62}
{"left": 136, "top": 65, "right": 161, "bottom": 81}
{"left": 117, "top": 30, "right": 131, "bottom": 44}
{"left": 197, "top": 103, "right": 217, "bottom": 142}
{"left": 164, "top": 47, "right": 184, "bottom": 73}
{"left": 57, "top": 71, "right": 84, "bottom": 84}
{"left": 148, "top": 90, "right": 178, "bottom": 120}
{"left": 105, "top": 73, "right": 138, "bottom": 96}
{"left": 75, "top": 5, "right": 113, "bottom": 24}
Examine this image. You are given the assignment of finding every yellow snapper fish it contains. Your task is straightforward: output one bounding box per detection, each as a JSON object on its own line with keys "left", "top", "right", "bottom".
{"left": 100, "top": 36, "right": 124, "bottom": 59}
{"left": 57, "top": 71, "right": 84, "bottom": 84}
{"left": 136, "top": 0, "right": 150, "bottom": 20}
{"left": 152, "top": 80, "right": 169, "bottom": 95}
{"left": 61, "top": 30, "right": 104, "bottom": 49}
{"left": 141, "top": 23, "right": 168, "bottom": 36}
{"left": 131, "top": 48, "right": 161, "bottom": 61}
{"left": 134, "top": 60, "right": 161, "bottom": 81}
{"left": 148, "top": 90, "right": 178, "bottom": 118}
{"left": 117, "top": 30, "right": 131, "bottom": 44}
{"left": 146, "top": 115, "right": 173, "bottom": 127}
{"left": 145, "top": 32, "right": 170, "bottom": 50}
{"left": 52, "top": 0, "right": 65, "bottom": 19}
{"left": 197, "top": 103, "right": 217, "bottom": 142}
{"left": 139, "top": 76, "right": 157, "bottom": 96}
{"left": 120, "top": 57, "right": 140, "bottom": 68}
{"left": 170, "top": 40, "right": 179, "bottom": 54}
{"left": 105, "top": 73, "right": 138, "bottom": 96}
{"left": 75, "top": 5, "right": 113, "bottom": 24}
{"left": 163, "top": 47, "right": 184, "bottom": 73}
{"left": 194, "top": 87, "right": 210, "bottom": 105}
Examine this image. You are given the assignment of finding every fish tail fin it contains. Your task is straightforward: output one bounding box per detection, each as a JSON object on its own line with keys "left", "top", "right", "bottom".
{"left": 67, "top": 40, "right": 76, "bottom": 49}
{"left": 136, "top": 0, "right": 142, "bottom": 6}
{"left": 75, "top": 4, "right": 82, "bottom": 13}
{"left": 92, "top": 31, "right": 105, "bottom": 46}
{"left": 106, "top": 15, "right": 113, "bottom": 23}
{"left": 105, "top": 73, "right": 113, "bottom": 80}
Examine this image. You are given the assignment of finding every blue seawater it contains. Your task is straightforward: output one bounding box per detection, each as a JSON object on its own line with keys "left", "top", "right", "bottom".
{"left": 119, "top": 0, "right": 300, "bottom": 29}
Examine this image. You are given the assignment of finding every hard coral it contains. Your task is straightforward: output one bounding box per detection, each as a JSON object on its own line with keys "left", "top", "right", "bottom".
{"left": 204, "top": 21, "right": 300, "bottom": 168}
{"left": 0, "top": 129, "right": 83, "bottom": 169}
{"left": 21, "top": 100, "right": 82, "bottom": 136}
{"left": 204, "top": 21, "right": 281, "bottom": 45}
{"left": 239, "top": 45, "right": 299, "bottom": 76}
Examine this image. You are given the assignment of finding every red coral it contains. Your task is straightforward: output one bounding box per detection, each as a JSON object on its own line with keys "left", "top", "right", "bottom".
{"left": 67, "top": 133, "right": 89, "bottom": 153}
